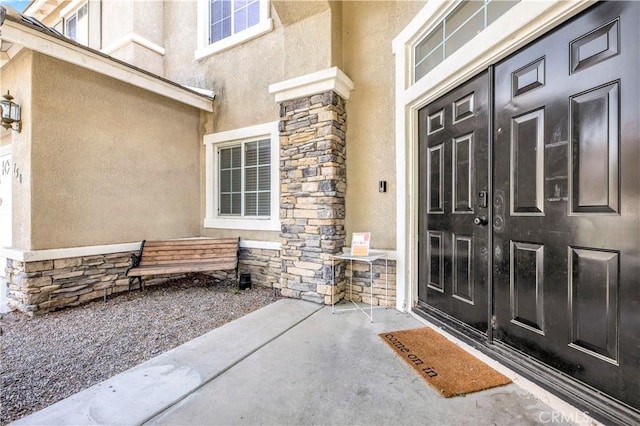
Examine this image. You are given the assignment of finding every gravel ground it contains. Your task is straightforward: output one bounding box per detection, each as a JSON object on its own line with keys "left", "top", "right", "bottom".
{"left": 0, "top": 274, "right": 279, "bottom": 424}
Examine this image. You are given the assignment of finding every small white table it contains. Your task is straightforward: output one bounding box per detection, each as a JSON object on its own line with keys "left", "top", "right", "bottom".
{"left": 331, "top": 251, "right": 388, "bottom": 322}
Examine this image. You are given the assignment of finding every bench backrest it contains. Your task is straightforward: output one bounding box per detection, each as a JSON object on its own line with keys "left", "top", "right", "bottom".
{"left": 138, "top": 238, "right": 239, "bottom": 270}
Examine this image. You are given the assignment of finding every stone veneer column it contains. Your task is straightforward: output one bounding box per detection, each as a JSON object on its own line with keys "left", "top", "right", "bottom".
{"left": 269, "top": 67, "right": 354, "bottom": 304}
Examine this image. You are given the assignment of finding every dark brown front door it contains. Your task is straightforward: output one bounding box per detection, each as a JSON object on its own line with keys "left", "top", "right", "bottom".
{"left": 493, "top": 0, "right": 640, "bottom": 409}
{"left": 418, "top": 0, "right": 640, "bottom": 413}
{"left": 418, "top": 71, "right": 490, "bottom": 333}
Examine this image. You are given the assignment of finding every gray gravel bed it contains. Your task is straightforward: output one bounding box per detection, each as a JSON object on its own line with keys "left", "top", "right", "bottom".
{"left": 0, "top": 274, "right": 278, "bottom": 424}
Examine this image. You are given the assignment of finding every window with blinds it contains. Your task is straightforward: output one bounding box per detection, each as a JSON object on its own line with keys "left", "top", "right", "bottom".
{"left": 65, "top": 2, "right": 89, "bottom": 45}
{"left": 218, "top": 139, "right": 270, "bottom": 217}
{"left": 209, "top": 0, "right": 261, "bottom": 44}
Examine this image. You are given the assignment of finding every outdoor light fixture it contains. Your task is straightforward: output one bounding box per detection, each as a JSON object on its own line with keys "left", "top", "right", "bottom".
{"left": 0, "top": 90, "right": 21, "bottom": 132}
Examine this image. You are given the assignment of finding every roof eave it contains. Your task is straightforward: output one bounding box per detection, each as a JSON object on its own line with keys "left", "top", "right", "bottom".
{"left": 0, "top": 16, "right": 215, "bottom": 112}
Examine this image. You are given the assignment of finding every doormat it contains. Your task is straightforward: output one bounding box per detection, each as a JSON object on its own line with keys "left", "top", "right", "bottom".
{"left": 380, "top": 327, "right": 511, "bottom": 397}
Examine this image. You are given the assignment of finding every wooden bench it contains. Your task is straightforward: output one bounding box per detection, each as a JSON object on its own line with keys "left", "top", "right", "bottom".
{"left": 126, "top": 237, "right": 240, "bottom": 291}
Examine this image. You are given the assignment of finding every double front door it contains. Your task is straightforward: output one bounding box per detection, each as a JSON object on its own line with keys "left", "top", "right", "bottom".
{"left": 418, "top": 1, "right": 640, "bottom": 411}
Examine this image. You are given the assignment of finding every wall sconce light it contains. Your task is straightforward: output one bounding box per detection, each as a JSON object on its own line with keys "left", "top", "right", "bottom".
{"left": 1, "top": 90, "right": 21, "bottom": 132}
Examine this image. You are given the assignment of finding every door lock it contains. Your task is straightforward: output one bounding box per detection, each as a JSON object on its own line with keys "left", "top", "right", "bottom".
{"left": 473, "top": 216, "right": 488, "bottom": 226}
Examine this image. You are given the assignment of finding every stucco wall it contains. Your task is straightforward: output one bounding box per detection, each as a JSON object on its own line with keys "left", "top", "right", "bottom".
{"left": 102, "top": 0, "right": 165, "bottom": 75}
{"left": 342, "top": 0, "right": 425, "bottom": 249}
{"left": 0, "top": 49, "right": 33, "bottom": 250}
{"left": 161, "top": 0, "right": 423, "bottom": 249}
{"left": 28, "top": 53, "right": 202, "bottom": 250}
{"left": 162, "top": 1, "right": 336, "bottom": 133}
{"left": 162, "top": 1, "right": 338, "bottom": 243}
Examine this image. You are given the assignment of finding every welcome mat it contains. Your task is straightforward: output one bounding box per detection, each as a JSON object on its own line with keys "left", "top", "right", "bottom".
{"left": 380, "top": 327, "right": 511, "bottom": 397}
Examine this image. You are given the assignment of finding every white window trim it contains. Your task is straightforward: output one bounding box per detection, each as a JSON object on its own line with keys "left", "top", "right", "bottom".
{"left": 195, "top": 0, "right": 273, "bottom": 60}
{"left": 60, "top": 0, "right": 89, "bottom": 44}
{"left": 392, "top": 0, "right": 593, "bottom": 313}
{"left": 59, "top": 0, "right": 86, "bottom": 18}
{"left": 204, "top": 121, "right": 280, "bottom": 231}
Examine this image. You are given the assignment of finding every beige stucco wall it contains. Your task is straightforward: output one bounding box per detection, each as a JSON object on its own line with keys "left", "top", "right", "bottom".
{"left": 342, "top": 1, "right": 425, "bottom": 250}
{"left": 0, "top": 49, "right": 33, "bottom": 250}
{"left": 102, "top": 0, "right": 165, "bottom": 75}
{"left": 161, "top": 0, "right": 423, "bottom": 248}
{"left": 162, "top": 0, "right": 339, "bottom": 243}
{"left": 163, "top": 1, "right": 335, "bottom": 132}
{"left": 27, "top": 52, "right": 202, "bottom": 250}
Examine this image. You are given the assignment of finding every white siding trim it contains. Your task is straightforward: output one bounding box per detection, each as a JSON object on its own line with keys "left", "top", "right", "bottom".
{"left": 393, "top": 0, "right": 593, "bottom": 313}
{"left": 240, "top": 240, "right": 280, "bottom": 250}
{"left": 101, "top": 33, "right": 166, "bottom": 56}
{"left": 269, "top": 67, "right": 354, "bottom": 103}
{"left": 0, "top": 242, "right": 141, "bottom": 262}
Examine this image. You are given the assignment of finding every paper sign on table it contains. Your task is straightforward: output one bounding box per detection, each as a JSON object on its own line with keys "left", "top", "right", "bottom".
{"left": 351, "top": 232, "right": 371, "bottom": 256}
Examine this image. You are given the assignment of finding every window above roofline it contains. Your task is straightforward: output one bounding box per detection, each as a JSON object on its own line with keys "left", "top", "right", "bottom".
{"left": 195, "top": 0, "right": 273, "bottom": 61}
{"left": 60, "top": 0, "right": 86, "bottom": 18}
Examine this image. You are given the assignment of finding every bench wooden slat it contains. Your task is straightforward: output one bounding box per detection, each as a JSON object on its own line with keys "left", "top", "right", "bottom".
{"left": 142, "top": 248, "right": 238, "bottom": 256}
{"left": 128, "top": 262, "right": 238, "bottom": 276}
{"left": 126, "top": 237, "right": 240, "bottom": 290}
{"left": 139, "top": 257, "right": 237, "bottom": 266}
{"left": 143, "top": 238, "right": 238, "bottom": 247}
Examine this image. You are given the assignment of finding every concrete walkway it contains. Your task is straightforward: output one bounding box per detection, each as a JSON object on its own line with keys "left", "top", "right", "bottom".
{"left": 13, "top": 299, "right": 590, "bottom": 425}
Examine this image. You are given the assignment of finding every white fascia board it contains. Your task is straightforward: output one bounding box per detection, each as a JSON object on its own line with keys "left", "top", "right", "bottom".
{"left": 269, "top": 66, "right": 354, "bottom": 103}
{"left": 183, "top": 85, "right": 215, "bottom": 98}
{"left": 1, "top": 20, "right": 214, "bottom": 112}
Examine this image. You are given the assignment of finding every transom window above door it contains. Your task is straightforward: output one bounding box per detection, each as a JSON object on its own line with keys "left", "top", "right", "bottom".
{"left": 414, "top": 0, "right": 519, "bottom": 82}
{"left": 196, "top": 0, "right": 273, "bottom": 59}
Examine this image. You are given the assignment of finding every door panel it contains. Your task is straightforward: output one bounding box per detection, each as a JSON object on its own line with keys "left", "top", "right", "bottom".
{"left": 493, "top": 1, "right": 640, "bottom": 409}
{"left": 418, "top": 71, "right": 489, "bottom": 333}
{"left": 417, "top": 0, "right": 640, "bottom": 413}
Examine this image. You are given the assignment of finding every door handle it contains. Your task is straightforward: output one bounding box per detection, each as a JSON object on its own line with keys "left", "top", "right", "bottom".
{"left": 473, "top": 216, "right": 488, "bottom": 226}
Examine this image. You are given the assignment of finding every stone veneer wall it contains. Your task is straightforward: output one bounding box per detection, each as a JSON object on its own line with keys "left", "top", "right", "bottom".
{"left": 238, "top": 247, "right": 281, "bottom": 289}
{"left": 4, "top": 246, "right": 282, "bottom": 315}
{"left": 342, "top": 258, "right": 396, "bottom": 307}
{"left": 278, "top": 91, "right": 347, "bottom": 304}
{"left": 6, "top": 252, "right": 134, "bottom": 315}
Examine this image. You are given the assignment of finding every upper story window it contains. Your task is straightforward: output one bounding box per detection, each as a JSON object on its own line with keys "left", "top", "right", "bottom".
{"left": 209, "top": 0, "right": 260, "bottom": 43}
{"left": 204, "top": 122, "right": 280, "bottom": 231}
{"left": 63, "top": 2, "right": 89, "bottom": 45}
{"left": 196, "top": 0, "right": 273, "bottom": 60}
{"left": 414, "top": 0, "right": 519, "bottom": 82}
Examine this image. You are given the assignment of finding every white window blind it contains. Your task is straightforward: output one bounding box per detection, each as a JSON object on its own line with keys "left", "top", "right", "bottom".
{"left": 218, "top": 139, "right": 270, "bottom": 217}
